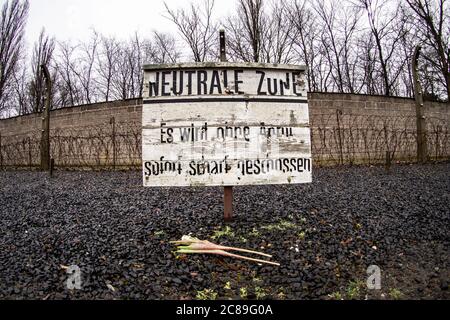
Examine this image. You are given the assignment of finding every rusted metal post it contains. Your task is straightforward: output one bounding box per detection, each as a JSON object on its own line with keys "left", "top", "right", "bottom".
{"left": 224, "top": 186, "right": 233, "bottom": 222}
{"left": 40, "top": 64, "right": 52, "bottom": 171}
{"left": 412, "top": 46, "right": 428, "bottom": 164}
{"left": 220, "top": 29, "right": 233, "bottom": 222}
{"left": 50, "top": 158, "right": 55, "bottom": 177}
{"left": 220, "top": 29, "right": 227, "bottom": 62}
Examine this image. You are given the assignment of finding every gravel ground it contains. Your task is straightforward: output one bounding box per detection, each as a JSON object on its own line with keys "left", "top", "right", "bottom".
{"left": 0, "top": 163, "right": 449, "bottom": 300}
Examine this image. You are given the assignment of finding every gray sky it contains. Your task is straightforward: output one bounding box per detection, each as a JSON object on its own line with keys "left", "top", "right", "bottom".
{"left": 24, "top": 0, "right": 236, "bottom": 47}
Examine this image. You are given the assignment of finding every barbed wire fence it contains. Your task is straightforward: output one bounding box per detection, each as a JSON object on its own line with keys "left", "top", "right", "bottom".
{"left": 311, "top": 113, "right": 449, "bottom": 165}
{"left": 0, "top": 113, "right": 448, "bottom": 170}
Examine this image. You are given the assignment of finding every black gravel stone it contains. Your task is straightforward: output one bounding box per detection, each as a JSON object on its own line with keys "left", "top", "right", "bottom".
{"left": 0, "top": 163, "right": 449, "bottom": 300}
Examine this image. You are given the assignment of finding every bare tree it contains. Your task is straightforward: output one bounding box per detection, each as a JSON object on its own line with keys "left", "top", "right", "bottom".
{"left": 224, "top": 0, "right": 265, "bottom": 62}
{"left": 340, "top": 6, "right": 361, "bottom": 93}
{"left": 127, "top": 33, "right": 143, "bottom": 98}
{"left": 398, "top": 31, "right": 416, "bottom": 98}
{"left": 0, "top": 0, "right": 29, "bottom": 114}
{"left": 11, "top": 66, "right": 29, "bottom": 115}
{"left": 76, "top": 30, "right": 99, "bottom": 104}
{"left": 97, "top": 36, "right": 118, "bottom": 102}
{"left": 111, "top": 40, "right": 132, "bottom": 100}
{"left": 288, "top": 0, "right": 320, "bottom": 91}
{"left": 357, "top": 31, "right": 378, "bottom": 95}
{"left": 404, "top": 0, "right": 449, "bottom": 100}
{"left": 151, "top": 31, "right": 180, "bottom": 64}
{"left": 313, "top": 0, "right": 361, "bottom": 93}
{"left": 355, "top": 0, "right": 408, "bottom": 96}
{"left": 165, "top": 0, "right": 217, "bottom": 62}
{"left": 1, "top": 0, "right": 447, "bottom": 118}
{"left": 54, "top": 41, "right": 83, "bottom": 107}
{"left": 30, "top": 28, "right": 55, "bottom": 112}
{"left": 261, "top": 1, "right": 297, "bottom": 64}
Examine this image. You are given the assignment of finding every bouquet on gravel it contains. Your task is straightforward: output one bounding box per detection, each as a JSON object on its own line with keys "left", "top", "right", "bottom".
{"left": 171, "top": 235, "right": 280, "bottom": 266}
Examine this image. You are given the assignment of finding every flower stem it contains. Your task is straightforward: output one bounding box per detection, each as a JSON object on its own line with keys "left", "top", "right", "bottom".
{"left": 177, "top": 249, "right": 280, "bottom": 266}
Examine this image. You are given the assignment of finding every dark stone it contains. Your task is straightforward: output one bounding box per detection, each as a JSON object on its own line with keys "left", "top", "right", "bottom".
{"left": 0, "top": 164, "right": 448, "bottom": 300}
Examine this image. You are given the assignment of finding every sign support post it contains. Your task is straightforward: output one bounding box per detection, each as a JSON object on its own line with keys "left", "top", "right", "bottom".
{"left": 220, "top": 29, "right": 233, "bottom": 222}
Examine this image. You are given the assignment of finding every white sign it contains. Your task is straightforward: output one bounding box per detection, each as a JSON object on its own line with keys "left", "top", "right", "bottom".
{"left": 142, "top": 63, "right": 312, "bottom": 187}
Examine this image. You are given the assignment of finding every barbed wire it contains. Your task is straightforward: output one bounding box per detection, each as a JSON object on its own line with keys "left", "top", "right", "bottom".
{"left": 0, "top": 115, "right": 448, "bottom": 169}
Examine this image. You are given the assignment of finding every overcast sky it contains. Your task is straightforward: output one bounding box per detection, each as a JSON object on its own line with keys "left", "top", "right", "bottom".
{"left": 23, "top": 0, "right": 236, "bottom": 47}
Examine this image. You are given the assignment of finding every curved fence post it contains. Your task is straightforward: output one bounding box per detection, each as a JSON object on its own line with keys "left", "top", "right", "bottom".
{"left": 0, "top": 132, "right": 2, "bottom": 170}
{"left": 40, "top": 64, "right": 52, "bottom": 171}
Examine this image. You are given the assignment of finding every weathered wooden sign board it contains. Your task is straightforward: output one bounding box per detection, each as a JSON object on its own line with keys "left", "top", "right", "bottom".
{"left": 142, "top": 62, "right": 312, "bottom": 187}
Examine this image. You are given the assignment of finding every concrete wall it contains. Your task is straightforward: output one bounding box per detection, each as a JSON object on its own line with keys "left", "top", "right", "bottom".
{"left": 0, "top": 94, "right": 448, "bottom": 168}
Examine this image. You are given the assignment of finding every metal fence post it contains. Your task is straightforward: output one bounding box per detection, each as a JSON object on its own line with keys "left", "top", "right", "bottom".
{"left": 412, "top": 46, "right": 428, "bottom": 163}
